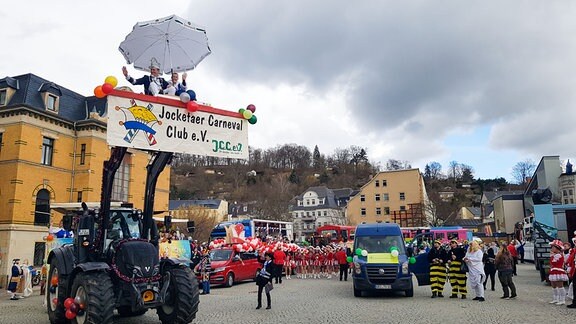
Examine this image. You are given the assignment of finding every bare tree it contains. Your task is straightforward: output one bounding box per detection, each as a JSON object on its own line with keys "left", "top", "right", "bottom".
{"left": 512, "top": 159, "right": 536, "bottom": 186}
{"left": 385, "top": 159, "right": 412, "bottom": 171}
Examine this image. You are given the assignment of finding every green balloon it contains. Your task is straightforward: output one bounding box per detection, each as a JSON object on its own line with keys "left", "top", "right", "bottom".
{"left": 409, "top": 256, "right": 416, "bottom": 264}
{"left": 346, "top": 256, "right": 353, "bottom": 263}
{"left": 248, "top": 115, "right": 257, "bottom": 125}
{"left": 355, "top": 248, "right": 362, "bottom": 256}
{"left": 390, "top": 246, "right": 398, "bottom": 251}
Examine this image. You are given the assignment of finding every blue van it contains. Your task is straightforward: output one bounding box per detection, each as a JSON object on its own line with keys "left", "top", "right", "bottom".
{"left": 352, "top": 222, "right": 413, "bottom": 297}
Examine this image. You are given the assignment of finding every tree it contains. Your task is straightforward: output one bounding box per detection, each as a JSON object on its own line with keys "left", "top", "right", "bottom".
{"left": 312, "top": 145, "right": 323, "bottom": 170}
{"left": 385, "top": 159, "right": 412, "bottom": 171}
{"left": 511, "top": 159, "right": 536, "bottom": 187}
{"left": 460, "top": 164, "right": 474, "bottom": 184}
{"left": 423, "top": 162, "right": 442, "bottom": 180}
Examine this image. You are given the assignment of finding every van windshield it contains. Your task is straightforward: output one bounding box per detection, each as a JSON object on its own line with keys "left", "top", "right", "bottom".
{"left": 210, "top": 249, "right": 233, "bottom": 261}
{"left": 355, "top": 236, "right": 405, "bottom": 254}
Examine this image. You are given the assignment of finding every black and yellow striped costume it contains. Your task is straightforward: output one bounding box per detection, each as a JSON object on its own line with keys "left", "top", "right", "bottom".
{"left": 448, "top": 245, "right": 467, "bottom": 298}
{"left": 428, "top": 246, "right": 447, "bottom": 297}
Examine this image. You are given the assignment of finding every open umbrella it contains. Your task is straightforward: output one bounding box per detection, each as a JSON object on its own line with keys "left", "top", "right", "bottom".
{"left": 119, "top": 14, "right": 211, "bottom": 74}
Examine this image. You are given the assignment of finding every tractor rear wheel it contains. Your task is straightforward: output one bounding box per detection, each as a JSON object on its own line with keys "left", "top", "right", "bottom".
{"left": 157, "top": 266, "right": 200, "bottom": 324}
{"left": 70, "top": 272, "right": 115, "bottom": 324}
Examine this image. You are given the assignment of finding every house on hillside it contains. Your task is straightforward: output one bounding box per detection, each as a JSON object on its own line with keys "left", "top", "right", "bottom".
{"left": 290, "top": 186, "right": 353, "bottom": 242}
{"left": 444, "top": 206, "right": 483, "bottom": 233}
{"left": 346, "top": 169, "right": 430, "bottom": 227}
{"left": 169, "top": 199, "right": 229, "bottom": 223}
{"left": 480, "top": 191, "right": 524, "bottom": 236}
{"left": 0, "top": 74, "right": 170, "bottom": 286}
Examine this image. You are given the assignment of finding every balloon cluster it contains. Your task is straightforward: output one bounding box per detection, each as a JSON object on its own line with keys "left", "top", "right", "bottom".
{"left": 209, "top": 237, "right": 300, "bottom": 254}
{"left": 93, "top": 76, "right": 118, "bottom": 98}
{"left": 181, "top": 95, "right": 200, "bottom": 112}
{"left": 61, "top": 296, "right": 86, "bottom": 320}
{"left": 238, "top": 104, "right": 258, "bottom": 125}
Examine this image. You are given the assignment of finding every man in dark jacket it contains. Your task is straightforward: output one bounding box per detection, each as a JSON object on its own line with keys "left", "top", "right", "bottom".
{"left": 256, "top": 253, "right": 274, "bottom": 310}
{"left": 428, "top": 240, "right": 448, "bottom": 298}
{"left": 448, "top": 240, "right": 467, "bottom": 299}
{"left": 122, "top": 58, "right": 169, "bottom": 96}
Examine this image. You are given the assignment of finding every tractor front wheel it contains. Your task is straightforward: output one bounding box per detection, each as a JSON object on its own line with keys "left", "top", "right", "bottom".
{"left": 70, "top": 272, "right": 115, "bottom": 324}
{"left": 157, "top": 266, "right": 200, "bottom": 324}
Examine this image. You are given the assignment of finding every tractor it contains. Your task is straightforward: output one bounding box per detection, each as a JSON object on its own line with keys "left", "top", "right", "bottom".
{"left": 46, "top": 147, "right": 199, "bottom": 323}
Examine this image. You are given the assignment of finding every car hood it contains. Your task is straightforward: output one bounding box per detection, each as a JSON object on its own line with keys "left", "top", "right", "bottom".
{"left": 210, "top": 260, "right": 229, "bottom": 268}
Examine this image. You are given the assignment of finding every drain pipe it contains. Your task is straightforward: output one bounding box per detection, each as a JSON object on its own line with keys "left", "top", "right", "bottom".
{"left": 70, "top": 120, "right": 78, "bottom": 202}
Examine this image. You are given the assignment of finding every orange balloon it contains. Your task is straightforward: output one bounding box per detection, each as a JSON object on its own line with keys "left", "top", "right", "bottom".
{"left": 51, "top": 276, "right": 58, "bottom": 286}
{"left": 94, "top": 85, "right": 106, "bottom": 98}
{"left": 46, "top": 234, "right": 55, "bottom": 242}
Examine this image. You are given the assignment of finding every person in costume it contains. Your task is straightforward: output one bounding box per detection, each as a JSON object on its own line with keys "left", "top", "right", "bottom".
{"left": 447, "top": 239, "right": 467, "bottom": 299}
{"left": 548, "top": 239, "right": 569, "bottom": 305}
{"left": 122, "top": 57, "right": 169, "bottom": 96}
{"left": 163, "top": 72, "right": 197, "bottom": 100}
{"left": 20, "top": 259, "right": 33, "bottom": 297}
{"left": 427, "top": 240, "right": 447, "bottom": 298}
{"left": 195, "top": 253, "right": 211, "bottom": 295}
{"left": 8, "top": 259, "right": 23, "bottom": 300}
{"left": 566, "top": 235, "right": 576, "bottom": 308}
{"left": 464, "top": 240, "right": 486, "bottom": 301}
{"left": 256, "top": 253, "right": 273, "bottom": 310}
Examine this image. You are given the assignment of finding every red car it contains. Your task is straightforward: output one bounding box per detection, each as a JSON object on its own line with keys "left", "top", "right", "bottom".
{"left": 198, "top": 247, "right": 262, "bottom": 287}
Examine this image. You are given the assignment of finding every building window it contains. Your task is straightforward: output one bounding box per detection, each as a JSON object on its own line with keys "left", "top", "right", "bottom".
{"left": 384, "top": 207, "right": 390, "bottom": 215}
{"left": 46, "top": 94, "right": 57, "bottom": 111}
{"left": 0, "top": 132, "right": 3, "bottom": 155}
{"left": 80, "top": 143, "right": 86, "bottom": 165}
{"left": 34, "top": 189, "right": 50, "bottom": 226}
{"left": 307, "top": 212, "right": 310, "bottom": 217}
{"left": 571, "top": 199, "right": 574, "bottom": 204}
{"left": 323, "top": 211, "right": 327, "bottom": 216}
{"left": 383, "top": 193, "right": 389, "bottom": 201}
{"left": 306, "top": 199, "right": 310, "bottom": 205}
{"left": 77, "top": 191, "right": 83, "bottom": 203}
{"left": 312, "top": 199, "right": 316, "bottom": 205}
{"left": 382, "top": 180, "right": 387, "bottom": 187}
{"left": 360, "top": 195, "right": 365, "bottom": 202}
{"left": 399, "top": 192, "right": 406, "bottom": 200}
{"left": 570, "top": 189, "right": 574, "bottom": 196}
{"left": 298, "top": 200, "right": 302, "bottom": 206}
{"left": 312, "top": 211, "right": 315, "bottom": 217}
{"left": 375, "top": 194, "right": 380, "bottom": 201}
{"left": 41, "top": 137, "right": 54, "bottom": 166}
{"left": 375, "top": 180, "right": 380, "bottom": 187}
{"left": 34, "top": 242, "right": 46, "bottom": 267}
{"left": 0, "top": 89, "right": 6, "bottom": 106}
{"left": 565, "top": 199, "right": 569, "bottom": 204}
{"left": 564, "top": 190, "right": 568, "bottom": 196}
{"left": 400, "top": 205, "right": 406, "bottom": 211}
{"left": 361, "top": 208, "right": 366, "bottom": 216}
{"left": 112, "top": 154, "right": 131, "bottom": 202}
{"left": 376, "top": 207, "right": 382, "bottom": 215}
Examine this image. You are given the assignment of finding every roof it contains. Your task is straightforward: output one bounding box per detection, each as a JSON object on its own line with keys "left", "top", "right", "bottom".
{"left": 169, "top": 199, "right": 223, "bottom": 210}
{"left": 1, "top": 73, "right": 107, "bottom": 122}
{"left": 483, "top": 191, "right": 524, "bottom": 202}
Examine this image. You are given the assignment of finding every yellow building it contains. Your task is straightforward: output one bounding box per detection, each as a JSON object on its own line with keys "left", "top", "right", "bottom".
{"left": 346, "top": 169, "right": 429, "bottom": 226}
{"left": 0, "top": 74, "right": 170, "bottom": 283}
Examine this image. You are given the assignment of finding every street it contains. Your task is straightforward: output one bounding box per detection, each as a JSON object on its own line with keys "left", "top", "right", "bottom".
{"left": 1, "top": 263, "right": 574, "bottom": 324}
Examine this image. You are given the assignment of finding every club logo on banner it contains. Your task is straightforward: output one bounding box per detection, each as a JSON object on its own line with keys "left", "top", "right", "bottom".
{"left": 107, "top": 94, "right": 249, "bottom": 159}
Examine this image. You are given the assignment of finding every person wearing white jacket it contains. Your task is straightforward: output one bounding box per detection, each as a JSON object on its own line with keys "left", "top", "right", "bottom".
{"left": 464, "top": 240, "right": 486, "bottom": 302}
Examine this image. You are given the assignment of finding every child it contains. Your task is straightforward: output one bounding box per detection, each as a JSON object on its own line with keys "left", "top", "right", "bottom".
{"left": 196, "top": 254, "right": 211, "bottom": 295}
{"left": 549, "top": 240, "right": 569, "bottom": 305}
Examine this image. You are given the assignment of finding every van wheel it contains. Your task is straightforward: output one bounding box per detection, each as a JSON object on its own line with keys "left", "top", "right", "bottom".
{"left": 225, "top": 273, "right": 234, "bottom": 287}
{"left": 405, "top": 288, "right": 414, "bottom": 297}
{"left": 353, "top": 287, "right": 362, "bottom": 297}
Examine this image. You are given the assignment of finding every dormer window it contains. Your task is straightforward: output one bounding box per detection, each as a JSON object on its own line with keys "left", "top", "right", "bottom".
{"left": 46, "top": 94, "right": 58, "bottom": 111}
{"left": 0, "top": 89, "right": 6, "bottom": 106}
{"left": 39, "top": 82, "right": 62, "bottom": 113}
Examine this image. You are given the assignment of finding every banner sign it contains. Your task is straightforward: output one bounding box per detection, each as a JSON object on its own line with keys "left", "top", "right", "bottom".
{"left": 159, "top": 240, "right": 192, "bottom": 259}
{"left": 106, "top": 94, "right": 249, "bottom": 159}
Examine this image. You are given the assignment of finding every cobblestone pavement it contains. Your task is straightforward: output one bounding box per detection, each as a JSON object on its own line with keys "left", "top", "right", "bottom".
{"left": 1, "top": 263, "right": 575, "bottom": 324}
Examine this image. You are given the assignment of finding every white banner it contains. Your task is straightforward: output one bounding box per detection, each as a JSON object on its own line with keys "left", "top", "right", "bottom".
{"left": 106, "top": 94, "right": 249, "bottom": 159}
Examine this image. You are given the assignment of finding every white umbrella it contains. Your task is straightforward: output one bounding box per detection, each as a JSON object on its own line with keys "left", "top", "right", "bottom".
{"left": 119, "top": 14, "right": 211, "bottom": 74}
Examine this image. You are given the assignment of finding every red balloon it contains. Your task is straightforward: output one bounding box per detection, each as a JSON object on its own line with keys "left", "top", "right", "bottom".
{"left": 65, "top": 309, "right": 76, "bottom": 320}
{"left": 69, "top": 302, "right": 79, "bottom": 313}
{"left": 52, "top": 297, "right": 59, "bottom": 306}
{"left": 64, "top": 297, "right": 74, "bottom": 309}
{"left": 101, "top": 82, "right": 114, "bottom": 94}
{"left": 246, "top": 104, "right": 256, "bottom": 113}
{"left": 186, "top": 101, "right": 199, "bottom": 112}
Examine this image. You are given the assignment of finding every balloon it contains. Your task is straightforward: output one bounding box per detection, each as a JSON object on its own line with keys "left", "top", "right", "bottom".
{"left": 242, "top": 109, "right": 253, "bottom": 119}
{"left": 52, "top": 298, "right": 59, "bottom": 306}
{"left": 248, "top": 115, "right": 257, "bottom": 125}
{"left": 65, "top": 310, "right": 76, "bottom": 320}
{"left": 186, "top": 101, "right": 199, "bottom": 112}
{"left": 94, "top": 85, "right": 105, "bottom": 98}
{"left": 77, "top": 309, "right": 85, "bottom": 316}
{"left": 49, "top": 286, "right": 57, "bottom": 293}
{"left": 69, "top": 302, "right": 79, "bottom": 313}
{"left": 104, "top": 75, "right": 118, "bottom": 87}
{"left": 346, "top": 256, "right": 353, "bottom": 263}
{"left": 64, "top": 297, "right": 74, "bottom": 309}
{"left": 238, "top": 108, "right": 246, "bottom": 115}
{"left": 361, "top": 249, "right": 368, "bottom": 257}
{"left": 179, "top": 92, "right": 191, "bottom": 103}
{"left": 355, "top": 248, "right": 362, "bottom": 256}
{"left": 101, "top": 82, "right": 114, "bottom": 94}
{"left": 409, "top": 256, "right": 416, "bottom": 264}
{"left": 46, "top": 234, "right": 54, "bottom": 242}
{"left": 391, "top": 250, "right": 399, "bottom": 257}
{"left": 390, "top": 246, "right": 398, "bottom": 251}
{"left": 79, "top": 303, "right": 86, "bottom": 310}
{"left": 51, "top": 276, "right": 58, "bottom": 286}
{"left": 246, "top": 104, "right": 256, "bottom": 113}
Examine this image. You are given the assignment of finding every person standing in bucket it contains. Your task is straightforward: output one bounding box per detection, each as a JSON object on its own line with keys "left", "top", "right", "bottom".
{"left": 122, "top": 57, "right": 169, "bottom": 96}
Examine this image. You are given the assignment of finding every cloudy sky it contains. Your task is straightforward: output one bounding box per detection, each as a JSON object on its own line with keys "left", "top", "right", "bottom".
{"left": 3, "top": 1, "right": 576, "bottom": 181}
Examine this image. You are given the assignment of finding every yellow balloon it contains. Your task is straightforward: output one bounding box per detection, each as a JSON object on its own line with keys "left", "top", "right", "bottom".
{"left": 242, "top": 109, "right": 253, "bottom": 119}
{"left": 104, "top": 76, "right": 118, "bottom": 88}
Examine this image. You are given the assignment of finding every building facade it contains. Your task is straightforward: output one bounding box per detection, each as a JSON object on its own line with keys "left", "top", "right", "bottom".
{"left": 346, "top": 169, "right": 429, "bottom": 226}
{"left": 0, "top": 74, "right": 170, "bottom": 284}
{"left": 290, "top": 186, "right": 352, "bottom": 242}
